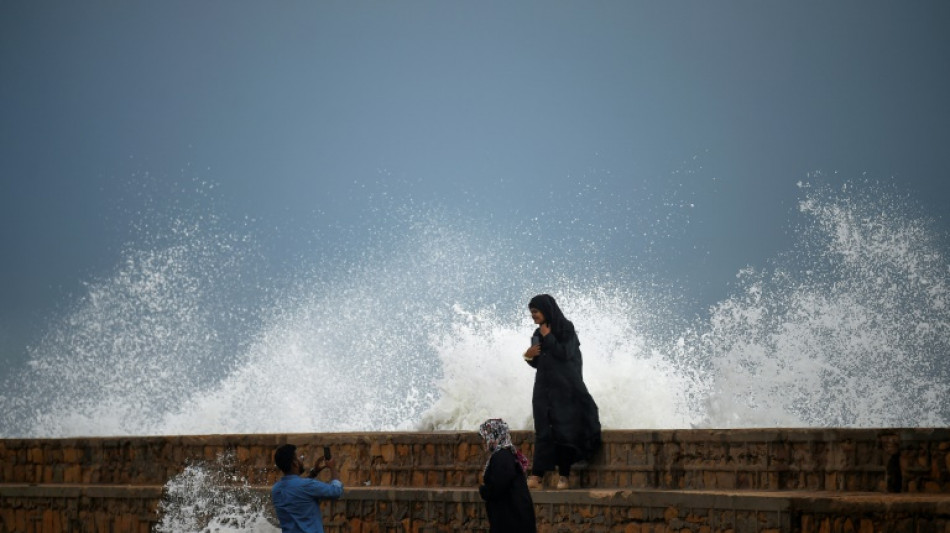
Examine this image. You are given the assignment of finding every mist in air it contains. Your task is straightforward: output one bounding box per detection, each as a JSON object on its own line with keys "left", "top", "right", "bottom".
{"left": 0, "top": 176, "right": 947, "bottom": 437}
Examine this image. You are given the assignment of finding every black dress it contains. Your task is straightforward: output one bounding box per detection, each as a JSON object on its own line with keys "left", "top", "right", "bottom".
{"left": 478, "top": 448, "right": 537, "bottom": 533}
{"left": 527, "top": 329, "right": 602, "bottom": 463}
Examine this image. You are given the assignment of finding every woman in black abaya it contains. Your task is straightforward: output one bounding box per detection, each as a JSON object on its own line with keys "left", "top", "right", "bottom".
{"left": 522, "top": 294, "right": 601, "bottom": 489}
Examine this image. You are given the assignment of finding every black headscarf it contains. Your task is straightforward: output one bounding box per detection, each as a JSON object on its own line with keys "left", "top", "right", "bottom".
{"left": 528, "top": 294, "right": 577, "bottom": 344}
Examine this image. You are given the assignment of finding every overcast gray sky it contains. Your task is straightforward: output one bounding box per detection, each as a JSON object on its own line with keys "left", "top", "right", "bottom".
{"left": 2, "top": 1, "right": 949, "bottom": 368}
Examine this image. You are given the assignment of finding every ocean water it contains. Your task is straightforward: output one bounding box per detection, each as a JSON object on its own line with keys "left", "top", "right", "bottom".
{"left": 2, "top": 177, "right": 948, "bottom": 531}
{"left": 154, "top": 452, "right": 276, "bottom": 533}
{"left": 0, "top": 179, "right": 947, "bottom": 439}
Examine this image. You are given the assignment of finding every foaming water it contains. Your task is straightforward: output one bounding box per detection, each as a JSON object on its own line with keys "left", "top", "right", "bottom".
{"left": 687, "top": 181, "right": 950, "bottom": 427}
{"left": 0, "top": 212, "right": 258, "bottom": 436}
{"left": 0, "top": 179, "right": 947, "bottom": 438}
{"left": 155, "top": 452, "right": 277, "bottom": 533}
{"left": 419, "top": 291, "right": 694, "bottom": 431}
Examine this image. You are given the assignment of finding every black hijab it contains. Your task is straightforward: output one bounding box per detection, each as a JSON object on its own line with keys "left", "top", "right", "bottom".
{"left": 528, "top": 294, "right": 577, "bottom": 344}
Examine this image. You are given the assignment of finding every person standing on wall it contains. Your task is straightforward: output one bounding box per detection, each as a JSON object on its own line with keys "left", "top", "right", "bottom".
{"left": 522, "top": 294, "right": 602, "bottom": 490}
{"left": 477, "top": 418, "right": 537, "bottom": 533}
{"left": 272, "top": 444, "right": 343, "bottom": 533}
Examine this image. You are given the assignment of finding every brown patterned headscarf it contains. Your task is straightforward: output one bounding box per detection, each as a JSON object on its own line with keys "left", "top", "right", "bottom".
{"left": 479, "top": 418, "right": 529, "bottom": 474}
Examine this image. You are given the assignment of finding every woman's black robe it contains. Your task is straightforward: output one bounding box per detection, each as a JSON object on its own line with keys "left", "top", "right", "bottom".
{"left": 527, "top": 329, "right": 602, "bottom": 462}
{"left": 478, "top": 448, "right": 537, "bottom": 533}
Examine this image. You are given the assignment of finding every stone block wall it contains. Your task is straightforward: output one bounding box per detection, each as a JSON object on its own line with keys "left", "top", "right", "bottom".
{"left": 4, "top": 485, "right": 949, "bottom": 533}
{"left": 274, "top": 487, "right": 800, "bottom": 533}
{"left": 0, "top": 485, "right": 161, "bottom": 533}
{"left": 1, "top": 429, "right": 948, "bottom": 492}
{"left": 584, "top": 429, "right": 950, "bottom": 493}
{"left": 2, "top": 428, "right": 950, "bottom": 532}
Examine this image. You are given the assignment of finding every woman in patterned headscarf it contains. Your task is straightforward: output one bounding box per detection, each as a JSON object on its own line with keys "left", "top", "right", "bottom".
{"left": 522, "top": 294, "right": 601, "bottom": 490}
{"left": 477, "top": 418, "right": 536, "bottom": 533}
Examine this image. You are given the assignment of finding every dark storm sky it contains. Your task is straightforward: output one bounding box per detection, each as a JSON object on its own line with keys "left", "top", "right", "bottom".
{"left": 2, "top": 1, "right": 949, "bottom": 366}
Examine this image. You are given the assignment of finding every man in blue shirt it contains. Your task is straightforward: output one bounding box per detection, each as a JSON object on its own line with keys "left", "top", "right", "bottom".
{"left": 272, "top": 444, "right": 344, "bottom": 533}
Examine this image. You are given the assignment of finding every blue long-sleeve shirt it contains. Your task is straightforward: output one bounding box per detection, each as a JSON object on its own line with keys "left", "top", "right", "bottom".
{"left": 271, "top": 474, "right": 344, "bottom": 533}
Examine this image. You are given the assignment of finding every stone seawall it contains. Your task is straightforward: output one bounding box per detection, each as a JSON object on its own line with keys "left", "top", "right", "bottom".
{"left": 1, "top": 428, "right": 949, "bottom": 532}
